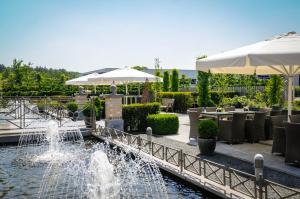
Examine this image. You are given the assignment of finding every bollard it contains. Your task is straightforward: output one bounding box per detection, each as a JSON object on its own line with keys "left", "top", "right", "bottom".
{"left": 146, "top": 127, "right": 152, "bottom": 155}
{"left": 254, "top": 154, "right": 264, "bottom": 199}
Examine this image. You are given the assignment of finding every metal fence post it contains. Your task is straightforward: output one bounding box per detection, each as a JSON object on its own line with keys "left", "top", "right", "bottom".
{"left": 91, "top": 97, "right": 96, "bottom": 131}
{"left": 138, "top": 136, "right": 141, "bottom": 150}
{"left": 146, "top": 127, "right": 152, "bottom": 155}
{"left": 254, "top": 154, "right": 264, "bottom": 199}
{"left": 180, "top": 149, "right": 183, "bottom": 173}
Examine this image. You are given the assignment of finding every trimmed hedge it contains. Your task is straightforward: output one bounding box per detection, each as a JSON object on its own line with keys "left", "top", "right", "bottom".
{"left": 157, "top": 92, "right": 193, "bottom": 112}
{"left": 147, "top": 114, "right": 179, "bottom": 135}
{"left": 123, "top": 103, "right": 160, "bottom": 132}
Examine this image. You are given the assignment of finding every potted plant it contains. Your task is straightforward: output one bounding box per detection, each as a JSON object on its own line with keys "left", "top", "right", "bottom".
{"left": 94, "top": 97, "right": 103, "bottom": 120}
{"left": 37, "top": 102, "right": 46, "bottom": 113}
{"left": 198, "top": 119, "right": 218, "bottom": 155}
{"left": 83, "top": 102, "right": 93, "bottom": 128}
{"left": 66, "top": 101, "right": 79, "bottom": 120}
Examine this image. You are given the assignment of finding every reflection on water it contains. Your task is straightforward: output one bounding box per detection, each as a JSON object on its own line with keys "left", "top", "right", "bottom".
{"left": 0, "top": 140, "right": 209, "bottom": 199}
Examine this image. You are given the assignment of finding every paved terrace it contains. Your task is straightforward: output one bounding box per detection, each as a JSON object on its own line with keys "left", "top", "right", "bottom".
{"left": 136, "top": 113, "right": 300, "bottom": 189}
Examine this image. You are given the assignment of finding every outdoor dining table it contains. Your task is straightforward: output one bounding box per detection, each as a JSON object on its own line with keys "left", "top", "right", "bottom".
{"left": 201, "top": 111, "right": 232, "bottom": 127}
{"left": 201, "top": 110, "right": 256, "bottom": 126}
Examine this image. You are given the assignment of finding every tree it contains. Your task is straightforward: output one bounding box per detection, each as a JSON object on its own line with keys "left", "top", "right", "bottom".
{"left": 132, "top": 66, "right": 147, "bottom": 71}
{"left": 265, "top": 75, "right": 284, "bottom": 106}
{"left": 197, "top": 71, "right": 211, "bottom": 107}
{"left": 163, "top": 71, "right": 170, "bottom": 91}
{"left": 179, "top": 74, "right": 191, "bottom": 89}
{"left": 171, "top": 69, "right": 179, "bottom": 92}
{"left": 0, "top": 64, "right": 5, "bottom": 72}
{"left": 35, "top": 73, "right": 43, "bottom": 89}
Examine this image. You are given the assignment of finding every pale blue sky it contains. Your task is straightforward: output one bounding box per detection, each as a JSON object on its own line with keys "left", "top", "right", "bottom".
{"left": 1, "top": 0, "right": 300, "bottom": 72}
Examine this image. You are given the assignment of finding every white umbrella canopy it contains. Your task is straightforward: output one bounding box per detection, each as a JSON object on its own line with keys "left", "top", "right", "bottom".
{"left": 196, "top": 32, "right": 300, "bottom": 119}
{"left": 65, "top": 73, "right": 100, "bottom": 86}
{"left": 88, "top": 68, "right": 162, "bottom": 85}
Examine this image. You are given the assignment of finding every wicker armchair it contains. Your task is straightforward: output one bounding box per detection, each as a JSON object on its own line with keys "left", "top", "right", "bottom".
{"left": 224, "top": 106, "right": 235, "bottom": 112}
{"left": 245, "top": 112, "right": 267, "bottom": 142}
{"left": 219, "top": 113, "right": 247, "bottom": 144}
{"left": 187, "top": 108, "right": 202, "bottom": 140}
{"left": 289, "top": 114, "right": 300, "bottom": 123}
{"left": 270, "top": 110, "right": 282, "bottom": 116}
{"left": 271, "top": 115, "right": 287, "bottom": 155}
{"left": 285, "top": 122, "right": 300, "bottom": 164}
{"left": 205, "top": 107, "right": 217, "bottom": 112}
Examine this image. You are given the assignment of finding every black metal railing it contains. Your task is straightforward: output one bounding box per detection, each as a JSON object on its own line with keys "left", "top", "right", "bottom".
{"left": 94, "top": 126, "right": 300, "bottom": 199}
{"left": 0, "top": 96, "right": 97, "bottom": 130}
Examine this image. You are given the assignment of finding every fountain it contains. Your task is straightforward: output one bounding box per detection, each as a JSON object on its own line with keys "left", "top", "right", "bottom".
{"left": 15, "top": 119, "right": 169, "bottom": 198}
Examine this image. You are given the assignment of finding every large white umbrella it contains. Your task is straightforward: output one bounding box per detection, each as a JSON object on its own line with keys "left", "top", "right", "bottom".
{"left": 89, "top": 68, "right": 162, "bottom": 103}
{"left": 65, "top": 73, "right": 100, "bottom": 86}
{"left": 88, "top": 68, "right": 162, "bottom": 85}
{"left": 196, "top": 32, "right": 300, "bottom": 119}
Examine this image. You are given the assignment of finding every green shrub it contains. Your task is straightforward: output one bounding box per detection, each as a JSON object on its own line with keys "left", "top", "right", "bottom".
{"left": 49, "top": 100, "right": 65, "bottom": 109}
{"left": 123, "top": 102, "right": 160, "bottom": 131}
{"left": 210, "top": 91, "right": 239, "bottom": 105}
{"left": 37, "top": 102, "right": 46, "bottom": 112}
{"left": 94, "top": 97, "right": 104, "bottom": 119}
{"left": 222, "top": 96, "right": 250, "bottom": 108}
{"left": 198, "top": 119, "right": 218, "bottom": 139}
{"left": 265, "top": 75, "right": 283, "bottom": 106}
{"left": 295, "top": 86, "right": 300, "bottom": 97}
{"left": 157, "top": 92, "right": 193, "bottom": 112}
{"left": 82, "top": 102, "right": 92, "bottom": 117}
{"left": 66, "top": 101, "right": 78, "bottom": 112}
{"left": 147, "top": 114, "right": 179, "bottom": 135}
{"left": 293, "top": 100, "right": 300, "bottom": 110}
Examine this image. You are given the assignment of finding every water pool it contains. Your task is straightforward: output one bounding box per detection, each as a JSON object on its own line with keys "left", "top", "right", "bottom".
{"left": 0, "top": 137, "right": 216, "bottom": 199}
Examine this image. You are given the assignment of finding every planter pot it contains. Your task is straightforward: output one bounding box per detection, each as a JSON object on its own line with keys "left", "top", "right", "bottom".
{"left": 249, "top": 107, "right": 260, "bottom": 111}
{"left": 84, "top": 116, "right": 92, "bottom": 128}
{"left": 198, "top": 137, "right": 216, "bottom": 156}
{"left": 69, "top": 111, "right": 79, "bottom": 121}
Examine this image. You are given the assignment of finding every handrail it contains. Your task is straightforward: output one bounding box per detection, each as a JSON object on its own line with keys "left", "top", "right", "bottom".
{"left": 94, "top": 126, "right": 300, "bottom": 199}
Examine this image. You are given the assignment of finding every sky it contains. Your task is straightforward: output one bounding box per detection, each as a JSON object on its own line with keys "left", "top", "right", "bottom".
{"left": 1, "top": 0, "right": 300, "bottom": 72}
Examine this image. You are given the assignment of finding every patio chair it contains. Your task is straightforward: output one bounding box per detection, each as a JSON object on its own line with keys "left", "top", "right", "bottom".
{"left": 187, "top": 108, "right": 203, "bottom": 141}
{"left": 205, "top": 107, "right": 217, "bottom": 112}
{"left": 271, "top": 115, "right": 287, "bottom": 155}
{"left": 245, "top": 112, "right": 267, "bottom": 142}
{"left": 224, "top": 106, "right": 235, "bottom": 112}
{"left": 219, "top": 113, "right": 247, "bottom": 144}
{"left": 289, "top": 114, "right": 300, "bottom": 123}
{"left": 160, "top": 98, "right": 175, "bottom": 112}
{"left": 270, "top": 110, "right": 282, "bottom": 116}
{"left": 285, "top": 122, "right": 300, "bottom": 164}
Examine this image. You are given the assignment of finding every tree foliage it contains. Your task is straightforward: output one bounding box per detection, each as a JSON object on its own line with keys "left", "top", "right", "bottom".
{"left": 163, "top": 71, "right": 170, "bottom": 91}
{"left": 197, "top": 71, "right": 211, "bottom": 107}
{"left": 171, "top": 69, "right": 179, "bottom": 92}
{"left": 0, "top": 59, "right": 79, "bottom": 96}
{"left": 179, "top": 74, "right": 191, "bottom": 89}
{"left": 265, "top": 75, "right": 284, "bottom": 106}
{"left": 131, "top": 65, "right": 148, "bottom": 71}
